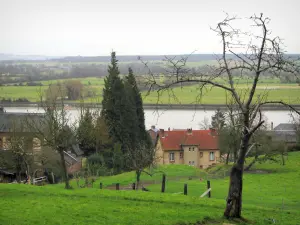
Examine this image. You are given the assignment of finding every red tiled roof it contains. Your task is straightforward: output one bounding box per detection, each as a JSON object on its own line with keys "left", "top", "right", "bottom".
{"left": 159, "top": 129, "right": 218, "bottom": 150}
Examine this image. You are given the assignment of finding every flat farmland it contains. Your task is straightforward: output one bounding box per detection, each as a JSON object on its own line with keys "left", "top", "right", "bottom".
{"left": 1, "top": 77, "right": 299, "bottom": 104}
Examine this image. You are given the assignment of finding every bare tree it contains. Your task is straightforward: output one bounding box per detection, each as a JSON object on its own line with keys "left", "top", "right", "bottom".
{"left": 26, "top": 87, "right": 76, "bottom": 189}
{"left": 124, "top": 143, "right": 155, "bottom": 190}
{"left": 140, "top": 13, "right": 300, "bottom": 218}
{"left": 7, "top": 121, "right": 34, "bottom": 183}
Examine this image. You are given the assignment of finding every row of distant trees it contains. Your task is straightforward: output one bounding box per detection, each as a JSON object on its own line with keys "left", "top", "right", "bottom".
{"left": 0, "top": 62, "right": 165, "bottom": 85}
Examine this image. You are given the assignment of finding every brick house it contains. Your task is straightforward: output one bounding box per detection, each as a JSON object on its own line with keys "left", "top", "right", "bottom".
{"left": 154, "top": 128, "right": 220, "bottom": 168}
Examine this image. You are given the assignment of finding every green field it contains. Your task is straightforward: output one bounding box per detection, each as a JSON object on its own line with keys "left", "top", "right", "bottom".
{"left": 142, "top": 83, "right": 300, "bottom": 104}
{"left": 1, "top": 76, "right": 299, "bottom": 104}
{"left": 1, "top": 152, "right": 300, "bottom": 225}
{"left": 0, "top": 77, "right": 104, "bottom": 102}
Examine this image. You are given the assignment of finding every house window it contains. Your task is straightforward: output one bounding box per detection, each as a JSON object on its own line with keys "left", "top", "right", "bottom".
{"left": 200, "top": 152, "right": 203, "bottom": 158}
{"left": 189, "top": 147, "right": 191, "bottom": 151}
{"left": 192, "top": 147, "right": 195, "bottom": 151}
{"left": 180, "top": 152, "right": 184, "bottom": 159}
{"left": 189, "top": 161, "right": 191, "bottom": 165}
{"left": 169, "top": 152, "right": 175, "bottom": 162}
{"left": 192, "top": 161, "right": 195, "bottom": 166}
{"left": 209, "top": 152, "right": 215, "bottom": 161}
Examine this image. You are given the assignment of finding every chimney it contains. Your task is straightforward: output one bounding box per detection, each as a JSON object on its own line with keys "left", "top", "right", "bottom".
{"left": 271, "top": 122, "right": 274, "bottom": 130}
{"left": 160, "top": 129, "right": 165, "bottom": 137}
{"left": 168, "top": 127, "right": 170, "bottom": 131}
{"left": 187, "top": 128, "right": 192, "bottom": 135}
{"left": 151, "top": 125, "right": 156, "bottom": 130}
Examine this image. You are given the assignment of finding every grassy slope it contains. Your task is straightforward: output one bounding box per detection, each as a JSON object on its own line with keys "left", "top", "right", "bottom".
{"left": 1, "top": 152, "right": 300, "bottom": 225}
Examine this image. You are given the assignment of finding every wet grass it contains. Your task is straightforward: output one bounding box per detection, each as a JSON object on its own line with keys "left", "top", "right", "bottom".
{"left": 2, "top": 153, "right": 298, "bottom": 224}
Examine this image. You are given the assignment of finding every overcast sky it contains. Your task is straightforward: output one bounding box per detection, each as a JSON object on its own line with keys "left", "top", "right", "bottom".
{"left": 0, "top": 0, "right": 299, "bottom": 56}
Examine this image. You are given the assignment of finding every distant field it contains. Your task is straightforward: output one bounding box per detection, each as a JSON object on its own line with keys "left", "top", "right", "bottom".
{"left": 1, "top": 77, "right": 299, "bottom": 104}
{"left": 0, "top": 77, "right": 104, "bottom": 102}
{"left": 142, "top": 83, "right": 300, "bottom": 104}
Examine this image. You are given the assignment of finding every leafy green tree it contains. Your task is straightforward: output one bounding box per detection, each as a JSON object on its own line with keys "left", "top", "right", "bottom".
{"left": 77, "top": 109, "right": 96, "bottom": 156}
{"left": 111, "top": 143, "right": 123, "bottom": 174}
{"left": 94, "top": 116, "right": 112, "bottom": 152}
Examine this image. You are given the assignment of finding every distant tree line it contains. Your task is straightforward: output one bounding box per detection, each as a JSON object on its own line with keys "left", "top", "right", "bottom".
{"left": 0, "top": 98, "right": 30, "bottom": 103}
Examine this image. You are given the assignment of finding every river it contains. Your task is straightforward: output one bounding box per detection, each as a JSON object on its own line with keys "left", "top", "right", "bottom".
{"left": 3, "top": 106, "right": 297, "bottom": 130}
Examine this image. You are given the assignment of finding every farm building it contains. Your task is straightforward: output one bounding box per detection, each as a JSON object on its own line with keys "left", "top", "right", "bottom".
{"left": 0, "top": 111, "right": 83, "bottom": 183}
{"left": 267, "top": 123, "right": 299, "bottom": 147}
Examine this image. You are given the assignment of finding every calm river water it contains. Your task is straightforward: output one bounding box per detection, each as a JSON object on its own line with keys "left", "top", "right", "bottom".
{"left": 3, "top": 106, "right": 297, "bottom": 130}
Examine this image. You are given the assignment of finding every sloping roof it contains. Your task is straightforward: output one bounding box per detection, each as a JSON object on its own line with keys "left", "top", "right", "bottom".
{"left": 274, "top": 123, "right": 297, "bottom": 131}
{"left": 71, "top": 144, "right": 83, "bottom": 156}
{"left": 0, "top": 112, "right": 45, "bottom": 133}
{"left": 266, "top": 130, "right": 297, "bottom": 143}
{"left": 159, "top": 129, "right": 218, "bottom": 150}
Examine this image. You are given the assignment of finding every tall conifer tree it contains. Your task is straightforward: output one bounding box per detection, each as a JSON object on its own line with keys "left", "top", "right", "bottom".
{"left": 102, "top": 52, "right": 125, "bottom": 145}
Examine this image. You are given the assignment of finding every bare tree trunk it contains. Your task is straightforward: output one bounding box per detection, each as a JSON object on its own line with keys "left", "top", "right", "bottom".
{"left": 24, "top": 161, "right": 31, "bottom": 184}
{"left": 233, "top": 149, "right": 237, "bottom": 163}
{"left": 59, "top": 150, "right": 71, "bottom": 189}
{"left": 16, "top": 171, "right": 21, "bottom": 183}
{"left": 136, "top": 170, "right": 141, "bottom": 190}
{"left": 225, "top": 152, "right": 230, "bottom": 164}
{"left": 224, "top": 134, "right": 249, "bottom": 218}
{"left": 281, "top": 153, "right": 285, "bottom": 166}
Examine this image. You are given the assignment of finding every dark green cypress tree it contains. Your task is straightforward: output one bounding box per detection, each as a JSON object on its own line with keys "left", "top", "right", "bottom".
{"left": 102, "top": 52, "right": 125, "bottom": 145}
{"left": 125, "top": 68, "right": 151, "bottom": 148}
{"left": 123, "top": 69, "right": 139, "bottom": 151}
{"left": 77, "top": 109, "right": 96, "bottom": 156}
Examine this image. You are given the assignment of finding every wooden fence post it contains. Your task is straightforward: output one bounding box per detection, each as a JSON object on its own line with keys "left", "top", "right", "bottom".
{"left": 116, "top": 183, "right": 120, "bottom": 190}
{"left": 100, "top": 182, "right": 103, "bottom": 189}
{"left": 207, "top": 180, "right": 211, "bottom": 198}
{"left": 132, "top": 183, "right": 136, "bottom": 190}
{"left": 184, "top": 183, "right": 188, "bottom": 195}
{"left": 51, "top": 172, "right": 55, "bottom": 184}
{"left": 161, "top": 174, "right": 166, "bottom": 193}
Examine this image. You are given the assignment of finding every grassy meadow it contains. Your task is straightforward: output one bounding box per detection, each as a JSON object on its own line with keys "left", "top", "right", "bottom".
{"left": 1, "top": 152, "right": 300, "bottom": 225}
{"left": 1, "top": 75, "right": 299, "bottom": 104}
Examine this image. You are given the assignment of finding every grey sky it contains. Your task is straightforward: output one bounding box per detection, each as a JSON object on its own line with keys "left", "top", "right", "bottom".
{"left": 0, "top": 0, "right": 299, "bottom": 56}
